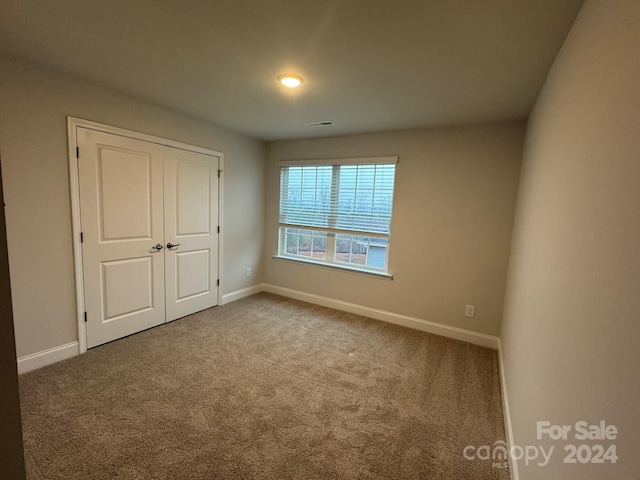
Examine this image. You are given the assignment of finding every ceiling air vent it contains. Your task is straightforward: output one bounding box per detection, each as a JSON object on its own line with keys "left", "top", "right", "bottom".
{"left": 305, "top": 121, "right": 335, "bottom": 127}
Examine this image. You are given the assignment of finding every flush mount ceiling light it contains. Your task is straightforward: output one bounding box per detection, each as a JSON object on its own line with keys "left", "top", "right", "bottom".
{"left": 278, "top": 74, "right": 303, "bottom": 88}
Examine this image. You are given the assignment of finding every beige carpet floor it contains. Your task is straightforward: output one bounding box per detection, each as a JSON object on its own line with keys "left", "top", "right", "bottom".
{"left": 20, "top": 293, "right": 509, "bottom": 479}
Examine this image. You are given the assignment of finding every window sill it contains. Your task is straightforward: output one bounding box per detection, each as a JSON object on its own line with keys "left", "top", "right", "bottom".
{"left": 272, "top": 255, "right": 393, "bottom": 280}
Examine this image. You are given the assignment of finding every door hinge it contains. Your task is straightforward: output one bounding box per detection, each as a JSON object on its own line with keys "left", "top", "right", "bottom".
{"left": 218, "top": 170, "right": 221, "bottom": 178}
{"left": 216, "top": 279, "right": 220, "bottom": 287}
{"left": 217, "top": 226, "right": 220, "bottom": 234}
{"left": 76, "top": 146, "right": 79, "bottom": 159}
{"left": 80, "top": 232, "right": 84, "bottom": 243}
{"left": 84, "top": 312, "right": 87, "bottom": 322}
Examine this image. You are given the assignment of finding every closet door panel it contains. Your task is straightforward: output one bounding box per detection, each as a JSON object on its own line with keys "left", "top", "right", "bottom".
{"left": 77, "top": 128, "right": 166, "bottom": 348}
{"left": 163, "top": 148, "right": 219, "bottom": 321}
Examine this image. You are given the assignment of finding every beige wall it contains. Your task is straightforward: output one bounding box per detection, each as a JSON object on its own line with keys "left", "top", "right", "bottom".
{"left": 265, "top": 122, "right": 524, "bottom": 336}
{"left": 0, "top": 54, "right": 266, "bottom": 358}
{"left": 501, "top": 0, "right": 640, "bottom": 478}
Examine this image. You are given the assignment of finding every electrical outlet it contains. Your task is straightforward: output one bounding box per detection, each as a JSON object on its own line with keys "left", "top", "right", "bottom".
{"left": 465, "top": 305, "right": 475, "bottom": 318}
{"left": 246, "top": 267, "right": 252, "bottom": 277}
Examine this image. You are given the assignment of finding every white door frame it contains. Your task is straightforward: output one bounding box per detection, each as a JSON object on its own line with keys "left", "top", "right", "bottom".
{"left": 67, "top": 117, "right": 224, "bottom": 354}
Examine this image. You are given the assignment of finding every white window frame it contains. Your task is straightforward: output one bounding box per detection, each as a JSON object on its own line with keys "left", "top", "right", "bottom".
{"left": 275, "top": 156, "right": 397, "bottom": 279}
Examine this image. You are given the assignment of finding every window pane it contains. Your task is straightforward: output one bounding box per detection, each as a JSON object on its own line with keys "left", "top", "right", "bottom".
{"left": 334, "top": 234, "right": 388, "bottom": 269}
{"left": 282, "top": 228, "right": 327, "bottom": 261}
{"left": 284, "top": 228, "right": 301, "bottom": 255}
{"left": 311, "top": 233, "right": 327, "bottom": 260}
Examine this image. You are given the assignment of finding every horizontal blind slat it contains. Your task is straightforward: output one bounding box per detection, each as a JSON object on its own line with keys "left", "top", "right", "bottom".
{"left": 279, "top": 223, "right": 390, "bottom": 239}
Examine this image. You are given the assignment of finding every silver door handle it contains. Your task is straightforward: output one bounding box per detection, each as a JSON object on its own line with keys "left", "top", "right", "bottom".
{"left": 167, "top": 243, "right": 181, "bottom": 249}
{"left": 152, "top": 244, "right": 163, "bottom": 251}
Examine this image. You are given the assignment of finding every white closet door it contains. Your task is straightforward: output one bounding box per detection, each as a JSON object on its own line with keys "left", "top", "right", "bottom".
{"left": 163, "top": 148, "right": 219, "bottom": 321}
{"left": 78, "top": 128, "right": 166, "bottom": 348}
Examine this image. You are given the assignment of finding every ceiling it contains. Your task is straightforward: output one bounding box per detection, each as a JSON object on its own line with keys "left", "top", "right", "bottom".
{"left": 0, "top": 0, "right": 584, "bottom": 141}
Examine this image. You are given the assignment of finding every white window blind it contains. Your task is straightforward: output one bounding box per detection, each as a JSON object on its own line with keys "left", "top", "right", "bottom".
{"left": 279, "top": 162, "right": 396, "bottom": 236}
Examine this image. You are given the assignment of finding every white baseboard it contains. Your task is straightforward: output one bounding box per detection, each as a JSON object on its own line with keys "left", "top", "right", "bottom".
{"left": 17, "top": 341, "right": 79, "bottom": 375}
{"left": 498, "top": 339, "right": 519, "bottom": 480}
{"left": 221, "top": 283, "right": 266, "bottom": 305}
{"left": 262, "top": 284, "right": 500, "bottom": 349}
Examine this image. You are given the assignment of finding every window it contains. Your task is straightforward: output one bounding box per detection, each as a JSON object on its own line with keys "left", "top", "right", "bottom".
{"left": 277, "top": 156, "right": 397, "bottom": 275}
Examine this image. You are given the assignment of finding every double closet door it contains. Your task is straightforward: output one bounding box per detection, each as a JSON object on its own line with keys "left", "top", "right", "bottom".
{"left": 77, "top": 128, "right": 219, "bottom": 348}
